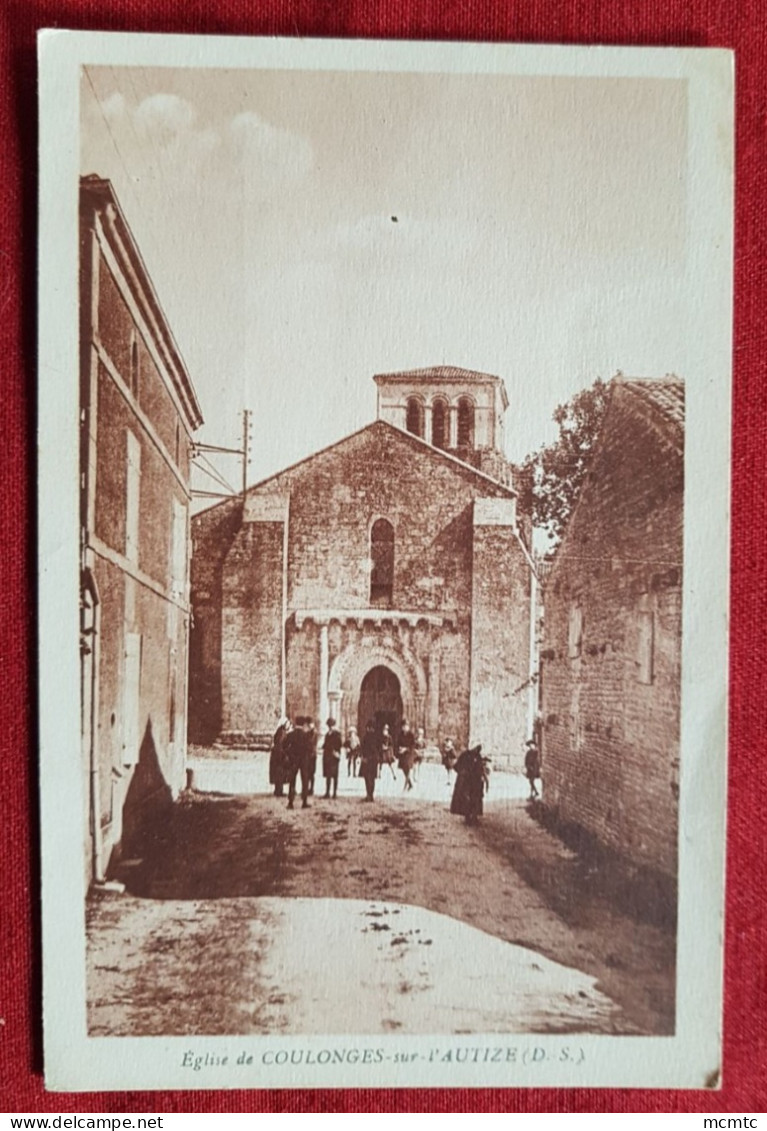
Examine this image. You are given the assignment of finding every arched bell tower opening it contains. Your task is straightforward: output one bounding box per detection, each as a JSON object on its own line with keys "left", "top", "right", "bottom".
{"left": 357, "top": 665, "right": 403, "bottom": 741}
{"left": 431, "top": 397, "right": 449, "bottom": 449}
{"left": 457, "top": 396, "right": 475, "bottom": 448}
{"left": 372, "top": 365, "right": 511, "bottom": 485}
{"left": 405, "top": 396, "right": 425, "bottom": 438}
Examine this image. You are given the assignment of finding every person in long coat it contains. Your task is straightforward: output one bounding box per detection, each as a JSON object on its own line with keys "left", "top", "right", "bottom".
{"left": 305, "top": 719, "right": 318, "bottom": 796}
{"left": 284, "top": 717, "right": 314, "bottom": 810}
{"left": 322, "top": 717, "right": 343, "bottom": 798}
{"left": 450, "top": 744, "right": 488, "bottom": 824}
{"left": 359, "top": 720, "right": 379, "bottom": 802}
{"left": 524, "top": 738, "right": 541, "bottom": 799}
{"left": 397, "top": 720, "right": 417, "bottom": 791}
{"left": 269, "top": 717, "right": 290, "bottom": 797}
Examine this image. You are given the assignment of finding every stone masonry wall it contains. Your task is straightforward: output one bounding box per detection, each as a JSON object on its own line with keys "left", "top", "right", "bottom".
{"left": 283, "top": 618, "right": 471, "bottom": 747}
{"left": 470, "top": 500, "right": 531, "bottom": 766}
{"left": 257, "top": 422, "right": 510, "bottom": 616}
{"left": 188, "top": 498, "right": 242, "bottom": 743}
{"left": 220, "top": 514, "right": 286, "bottom": 736}
{"left": 541, "top": 387, "right": 682, "bottom": 879}
{"left": 86, "top": 248, "right": 193, "bottom": 875}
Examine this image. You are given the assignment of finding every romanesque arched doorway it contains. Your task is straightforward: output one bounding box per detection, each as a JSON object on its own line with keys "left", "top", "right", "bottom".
{"left": 358, "top": 665, "right": 403, "bottom": 740}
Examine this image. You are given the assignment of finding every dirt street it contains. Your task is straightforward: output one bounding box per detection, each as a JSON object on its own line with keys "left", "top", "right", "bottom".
{"left": 88, "top": 759, "right": 675, "bottom": 1037}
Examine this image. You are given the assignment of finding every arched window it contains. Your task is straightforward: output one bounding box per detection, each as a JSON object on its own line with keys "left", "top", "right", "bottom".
{"left": 406, "top": 396, "right": 425, "bottom": 437}
{"left": 431, "top": 398, "right": 449, "bottom": 449}
{"left": 457, "top": 397, "right": 475, "bottom": 448}
{"left": 370, "top": 518, "right": 394, "bottom": 605}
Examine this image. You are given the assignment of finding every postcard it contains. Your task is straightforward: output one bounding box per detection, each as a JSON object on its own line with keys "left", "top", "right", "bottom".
{"left": 38, "top": 31, "right": 732, "bottom": 1090}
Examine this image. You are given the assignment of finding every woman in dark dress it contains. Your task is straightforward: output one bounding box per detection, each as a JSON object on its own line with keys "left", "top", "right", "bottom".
{"left": 450, "top": 744, "right": 488, "bottom": 824}
{"left": 524, "top": 738, "right": 541, "bottom": 800}
{"left": 269, "top": 717, "right": 290, "bottom": 797}
{"left": 397, "top": 737, "right": 416, "bottom": 791}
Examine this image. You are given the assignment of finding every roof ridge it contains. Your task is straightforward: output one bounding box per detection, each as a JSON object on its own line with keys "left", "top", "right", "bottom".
{"left": 239, "top": 418, "right": 515, "bottom": 499}
{"left": 374, "top": 364, "right": 503, "bottom": 380}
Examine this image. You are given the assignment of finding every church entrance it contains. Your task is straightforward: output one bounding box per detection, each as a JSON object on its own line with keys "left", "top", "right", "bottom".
{"left": 357, "top": 665, "right": 403, "bottom": 741}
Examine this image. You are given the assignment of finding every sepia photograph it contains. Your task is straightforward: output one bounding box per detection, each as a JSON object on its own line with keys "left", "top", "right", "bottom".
{"left": 38, "top": 33, "right": 732, "bottom": 1090}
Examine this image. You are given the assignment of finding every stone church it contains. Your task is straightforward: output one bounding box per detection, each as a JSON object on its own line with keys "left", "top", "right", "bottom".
{"left": 189, "top": 366, "right": 534, "bottom": 763}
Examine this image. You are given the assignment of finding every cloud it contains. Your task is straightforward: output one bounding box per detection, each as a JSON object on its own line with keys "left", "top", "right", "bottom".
{"left": 134, "top": 93, "right": 197, "bottom": 140}
{"left": 89, "top": 87, "right": 222, "bottom": 181}
{"left": 100, "top": 90, "right": 197, "bottom": 143}
{"left": 101, "top": 91, "right": 127, "bottom": 124}
{"left": 228, "top": 111, "right": 313, "bottom": 196}
{"left": 83, "top": 77, "right": 314, "bottom": 207}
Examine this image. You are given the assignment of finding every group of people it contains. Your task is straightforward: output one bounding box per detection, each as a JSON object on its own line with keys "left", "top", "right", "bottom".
{"left": 348, "top": 719, "right": 426, "bottom": 800}
{"left": 268, "top": 713, "right": 542, "bottom": 817}
{"left": 447, "top": 736, "right": 541, "bottom": 823}
{"left": 268, "top": 716, "right": 312, "bottom": 809}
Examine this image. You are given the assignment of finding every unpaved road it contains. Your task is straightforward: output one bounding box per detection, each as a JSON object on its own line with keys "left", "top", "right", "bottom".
{"left": 88, "top": 896, "right": 620, "bottom": 1036}
{"left": 88, "top": 769, "right": 674, "bottom": 1037}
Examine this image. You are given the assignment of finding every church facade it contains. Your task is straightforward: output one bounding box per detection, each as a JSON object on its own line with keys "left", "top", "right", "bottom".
{"left": 189, "top": 367, "right": 534, "bottom": 763}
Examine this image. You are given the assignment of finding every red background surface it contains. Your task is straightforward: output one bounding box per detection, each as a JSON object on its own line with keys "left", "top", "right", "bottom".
{"left": 1, "top": 0, "right": 764, "bottom": 1115}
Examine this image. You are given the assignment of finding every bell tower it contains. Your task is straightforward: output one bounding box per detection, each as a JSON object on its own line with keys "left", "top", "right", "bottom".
{"left": 373, "top": 365, "right": 511, "bottom": 486}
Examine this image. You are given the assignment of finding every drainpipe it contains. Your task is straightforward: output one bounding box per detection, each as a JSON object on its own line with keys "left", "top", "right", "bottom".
{"left": 319, "top": 622, "right": 329, "bottom": 731}
{"left": 528, "top": 565, "right": 539, "bottom": 740}
{"left": 81, "top": 569, "right": 105, "bottom": 885}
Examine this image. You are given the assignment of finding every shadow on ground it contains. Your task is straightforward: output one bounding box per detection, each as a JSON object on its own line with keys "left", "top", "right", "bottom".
{"left": 109, "top": 787, "right": 675, "bottom": 1035}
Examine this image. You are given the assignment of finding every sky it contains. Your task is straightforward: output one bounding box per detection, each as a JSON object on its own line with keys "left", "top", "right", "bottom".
{"left": 80, "top": 64, "right": 688, "bottom": 498}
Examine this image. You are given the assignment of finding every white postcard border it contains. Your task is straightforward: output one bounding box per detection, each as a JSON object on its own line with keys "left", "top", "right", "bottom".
{"left": 38, "top": 31, "right": 733, "bottom": 1091}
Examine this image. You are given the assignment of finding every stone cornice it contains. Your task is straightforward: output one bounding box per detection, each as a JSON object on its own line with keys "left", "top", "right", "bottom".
{"left": 293, "top": 608, "right": 456, "bottom": 629}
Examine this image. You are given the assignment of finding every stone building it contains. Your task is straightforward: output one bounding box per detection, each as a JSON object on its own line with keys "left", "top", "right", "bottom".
{"left": 79, "top": 176, "right": 203, "bottom": 886}
{"left": 540, "top": 376, "right": 684, "bottom": 880}
{"left": 189, "top": 366, "right": 533, "bottom": 762}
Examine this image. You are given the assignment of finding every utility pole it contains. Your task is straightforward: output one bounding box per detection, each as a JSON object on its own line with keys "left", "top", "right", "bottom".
{"left": 242, "top": 409, "right": 250, "bottom": 498}
{"left": 190, "top": 408, "right": 252, "bottom": 502}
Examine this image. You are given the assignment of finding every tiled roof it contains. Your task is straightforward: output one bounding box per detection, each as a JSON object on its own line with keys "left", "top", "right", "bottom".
{"left": 374, "top": 365, "right": 503, "bottom": 383}
{"left": 621, "top": 376, "right": 685, "bottom": 431}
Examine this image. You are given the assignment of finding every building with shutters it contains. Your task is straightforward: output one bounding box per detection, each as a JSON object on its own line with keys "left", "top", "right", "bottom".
{"left": 539, "top": 376, "right": 684, "bottom": 881}
{"left": 189, "top": 366, "right": 534, "bottom": 763}
{"left": 79, "top": 176, "right": 203, "bottom": 886}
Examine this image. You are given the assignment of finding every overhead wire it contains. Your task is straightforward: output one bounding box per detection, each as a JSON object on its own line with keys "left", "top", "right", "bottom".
{"left": 194, "top": 450, "right": 238, "bottom": 496}
{"left": 193, "top": 460, "right": 235, "bottom": 495}
{"left": 82, "top": 65, "right": 168, "bottom": 284}
{"left": 85, "top": 65, "right": 243, "bottom": 475}
{"left": 133, "top": 66, "right": 174, "bottom": 184}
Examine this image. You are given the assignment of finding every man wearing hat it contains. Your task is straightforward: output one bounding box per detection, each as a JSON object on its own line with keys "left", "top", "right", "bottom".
{"left": 322, "top": 717, "right": 343, "bottom": 799}
{"left": 285, "top": 716, "right": 314, "bottom": 810}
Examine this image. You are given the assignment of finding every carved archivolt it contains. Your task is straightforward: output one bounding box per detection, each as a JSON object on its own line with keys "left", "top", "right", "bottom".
{"left": 328, "top": 637, "right": 427, "bottom": 718}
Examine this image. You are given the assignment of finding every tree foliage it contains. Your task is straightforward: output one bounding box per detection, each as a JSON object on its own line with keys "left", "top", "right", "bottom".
{"left": 516, "top": 377, "right": 611, "bottom": 551}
